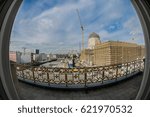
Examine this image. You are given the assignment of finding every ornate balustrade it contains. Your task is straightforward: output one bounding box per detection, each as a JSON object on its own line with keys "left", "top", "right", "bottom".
{"left": 16, "top": 59, "right": 144, "bottom": 89}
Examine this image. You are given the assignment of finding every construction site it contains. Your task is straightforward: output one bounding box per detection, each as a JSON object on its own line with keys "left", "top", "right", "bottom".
{"left": 80, "top": 32, "right": 145, "bottom": 67}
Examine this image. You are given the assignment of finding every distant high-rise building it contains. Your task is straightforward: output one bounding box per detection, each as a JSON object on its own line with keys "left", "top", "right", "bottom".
{"left": 35, "top": 49, "right": 39, "bottom": 54}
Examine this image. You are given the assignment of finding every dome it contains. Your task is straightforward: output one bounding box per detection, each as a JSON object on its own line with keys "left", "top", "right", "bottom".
{"left": 88, "top": 32, "right": 101, "bottom": 49}
{"left": 89, "top": 32, "right": 100, "bottom": 39}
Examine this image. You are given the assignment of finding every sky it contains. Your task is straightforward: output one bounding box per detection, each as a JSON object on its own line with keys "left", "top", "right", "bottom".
{"left": 10, "top": 0, "right": 145, "bottom": 54}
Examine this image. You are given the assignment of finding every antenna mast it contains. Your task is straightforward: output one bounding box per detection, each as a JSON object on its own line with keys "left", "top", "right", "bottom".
{"left": 76, "top": 9, "right": 84, "bottom": 50}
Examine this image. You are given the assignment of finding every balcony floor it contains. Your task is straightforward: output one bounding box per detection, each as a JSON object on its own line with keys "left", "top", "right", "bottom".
{"left": 18, "top": 73, "right": 143, "bottom": 100}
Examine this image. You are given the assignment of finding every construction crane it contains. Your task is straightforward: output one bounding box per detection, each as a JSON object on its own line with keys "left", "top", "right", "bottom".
{"left": 76, "top": 9, "right": 84, "bottom": 50}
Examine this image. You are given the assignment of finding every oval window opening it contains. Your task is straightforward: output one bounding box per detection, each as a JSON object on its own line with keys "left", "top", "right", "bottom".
{"left": 9, "top": 0, "right": 145, "bottom": 99}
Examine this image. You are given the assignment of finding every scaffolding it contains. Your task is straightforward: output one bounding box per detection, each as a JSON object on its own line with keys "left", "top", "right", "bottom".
{"left": 80, "top": 41, "right": 145, "bottom": 66}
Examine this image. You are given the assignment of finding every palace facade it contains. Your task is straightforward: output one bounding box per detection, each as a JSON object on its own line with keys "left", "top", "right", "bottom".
{"left": 80, "top": 32, "right": 145, "bottom": 66}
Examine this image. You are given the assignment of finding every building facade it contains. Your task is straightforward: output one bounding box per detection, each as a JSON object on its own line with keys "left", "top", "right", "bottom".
{"left": 94, "top": 41, "right": 145, "bottom": 66}
{"left": 80, "top": 33, "right": 145, "bottom": 66}
{"left": 9, "top": 51, "right": 32, "bottom": 64}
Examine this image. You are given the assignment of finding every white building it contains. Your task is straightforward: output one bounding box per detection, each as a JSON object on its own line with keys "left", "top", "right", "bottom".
{"left": 47, "top": 54, "right": 57, "bottom": 60}
{"left": 33, "top": 54, "right": 40, "bottom": 62}
{"left": 9, "top": 51, "right": 32, "bottom": 64}
{"left": 20, "top": 52, "right": 32, "bottom": 63}
{"left": 38, "top": 53, "right": 47, "bottom": 61}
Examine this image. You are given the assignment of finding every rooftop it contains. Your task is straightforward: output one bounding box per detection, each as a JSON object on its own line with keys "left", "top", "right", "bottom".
{"left": 89, "top": 32, "right": 100, "bottom": 39}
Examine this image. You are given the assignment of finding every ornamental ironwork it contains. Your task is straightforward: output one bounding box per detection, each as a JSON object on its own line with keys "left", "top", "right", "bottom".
{"left": 16, "top": 59, "right": 144, "bottom": 88}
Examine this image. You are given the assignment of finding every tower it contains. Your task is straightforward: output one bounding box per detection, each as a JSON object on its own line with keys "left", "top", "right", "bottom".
{"left": 88, "top": 32, "right": 101, "bottom": 49}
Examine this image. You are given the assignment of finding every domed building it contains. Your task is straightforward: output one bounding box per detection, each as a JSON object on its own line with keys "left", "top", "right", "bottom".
{"left": 80, "top": 32, "right": 145, "bottom": 67}
{"left": 88, "top": 32, "right": 101, "bottom": 49}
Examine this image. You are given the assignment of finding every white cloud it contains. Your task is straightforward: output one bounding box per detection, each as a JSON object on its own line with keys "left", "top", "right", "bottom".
{"left": 10, "top": 0, "right": 145, "bottom": 53}
{"left": 98, "top": 16, "right": 144, "bottom": 44}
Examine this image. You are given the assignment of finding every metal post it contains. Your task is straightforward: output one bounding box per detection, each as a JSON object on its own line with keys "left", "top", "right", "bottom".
{"left": 32, "top": 67, "right": 35, "bottom": 83}
{"left": 126, "top": 63, "right": 128, "bottom": 78}
{"left": 47, "top": 70, "right": 50, "bottom": 86}
{"left": 65, "top": 73, "right": 68, "bottom": 87}
{"left": 116, "top": 65, "right": 118, "bottom": 81}
{"left": 84, "top": 68, "right": 87, "bottom": 87}
{"left": 143, "top": 58, "right": 145, "bottom": 71}
{"left": 22, "top": 69, "right": 24, "bottom": 80}
{"left": 139, "top": 59, "right": 142, "bottom": 71}
{"left": 134, "top": 60, "right": 136, "bottom": 72}
{"left": 102, "top": 68, "right": 105, "bottom": 84}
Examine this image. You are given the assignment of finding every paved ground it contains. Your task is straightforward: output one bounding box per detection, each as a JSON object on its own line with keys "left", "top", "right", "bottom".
{"left": 18, "top": 73, "right": 143, "bottom": 100}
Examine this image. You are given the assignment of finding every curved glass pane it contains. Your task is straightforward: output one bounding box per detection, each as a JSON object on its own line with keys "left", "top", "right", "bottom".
{"left": 9, "top": 0, "right": 145, "bottom": 99}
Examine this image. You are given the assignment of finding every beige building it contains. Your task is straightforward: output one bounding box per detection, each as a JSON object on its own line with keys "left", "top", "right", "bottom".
{"left": 80, "top": 33, "right": 145, "bottom": 66}
{"left": 94, "top": 41, "right": 145, "bottom": 66}
{"left": 80, "top": 49, "right": 94, "bottom": 66}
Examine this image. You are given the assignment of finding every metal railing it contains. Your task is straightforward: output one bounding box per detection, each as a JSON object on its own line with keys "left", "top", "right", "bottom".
{"left": 16, "top": 59, "right": 144, "bottom": 88}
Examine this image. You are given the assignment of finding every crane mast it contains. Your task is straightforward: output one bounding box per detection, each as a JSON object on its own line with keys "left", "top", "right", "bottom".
{"left": 76, "top": 9, "right": 84, "bottom": 51}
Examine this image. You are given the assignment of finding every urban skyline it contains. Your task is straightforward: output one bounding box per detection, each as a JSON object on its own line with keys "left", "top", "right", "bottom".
{"left": 7, "top": 0, "right": 146, "bottom": 98}
{"left": 10, "top": 0, "right": 144, "bottom": 53}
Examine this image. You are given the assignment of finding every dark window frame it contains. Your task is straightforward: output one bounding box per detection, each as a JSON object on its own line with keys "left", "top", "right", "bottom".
{"left": 0, "top": 0, "right": 150, "bottom": 99}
